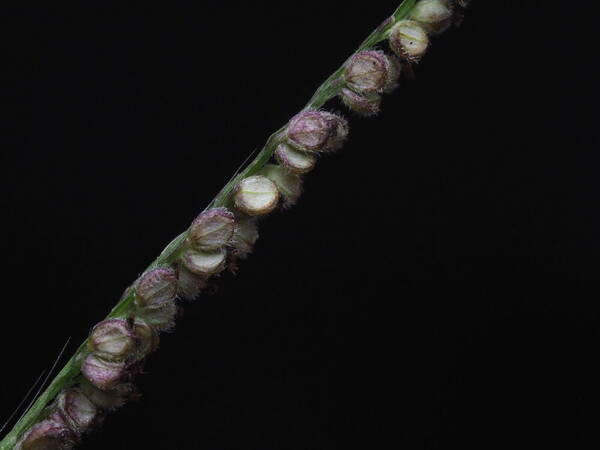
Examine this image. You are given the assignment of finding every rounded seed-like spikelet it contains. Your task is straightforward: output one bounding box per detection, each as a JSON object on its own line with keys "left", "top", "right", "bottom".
{"left": 286, "top": 110, "right": 336, "bottom": 153}
{"left": 133, "top": 319, "right": 160, "bottom": 359}
{"left": 321, "top": 112, "right": 349, "bottom": 151}
{"left": 411, "top": 0, "right": 453, "bottom": 34}
{"left": 234, "top": 175, "right": 280, "bottom": 216}
{"left": 230, "top": 218, "right": 259, "bottom": 259}
{"left": 188, "top": 208, "right": 235, "bottom": 251}
{"left": 15, "top": 416, "right": 77, "bottom": 450}
{"left": 344, "top": 50, "right": 393, "bottom": 95}
{"left": 258, "top": 164, "right": 303, "bottom": 209}
{"left": 81, "top": 354, "right": 127, "bottom": 391}
{"left": 182, "top": 248, "right": 227, "bottom": 276}
{"left": 133, "top": 267, "right": 179, "bottom": 331}
{"left": 384, "top": 56, "right": 402, "bottom": 93}
{"left": 136, "top": 301, "right": 178, "bottom": 332}
{"left": 340, "top": 88, "right": 381, "bottom": 116}
{"left": 388, "top": 20, "right": 430, "bottom": 62}
{"left": 275, "top": 142, "right": 316, "bottom": 174}
{"left": 177, "top": 265, "right": 208, "bottom": 300}
{"left": 57, "top": 388, "right": 98, "bottom": 434}
{"left": 80, "top": 379, "right": 134, "bottom": 411}
{"left": 134, "top": 267, "right": 178, "bottom": 308}
{"left": 88, "top": 319, "right": 137, "bottom": 362}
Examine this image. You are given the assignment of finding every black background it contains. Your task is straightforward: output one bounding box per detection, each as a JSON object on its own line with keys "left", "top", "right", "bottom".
{"left": 3, "top": 1, "right": 600, "bottom": 449}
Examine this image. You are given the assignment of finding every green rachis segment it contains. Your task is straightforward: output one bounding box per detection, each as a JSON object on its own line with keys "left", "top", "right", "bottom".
{"left": 1, "top": 1, "right": 470, "bottom": 448}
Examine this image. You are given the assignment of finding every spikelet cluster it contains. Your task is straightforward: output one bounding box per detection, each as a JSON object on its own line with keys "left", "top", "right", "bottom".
{"left": 341, "top": 0, "right": 466, "bottom": 116}
{"left": 14, "top": 2, "right": 469, "bottom": 448}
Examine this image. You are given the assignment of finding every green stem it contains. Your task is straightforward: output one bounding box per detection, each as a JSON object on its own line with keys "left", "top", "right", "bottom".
{"left": 0, "top": 1, "right": 416, "bottom": 448}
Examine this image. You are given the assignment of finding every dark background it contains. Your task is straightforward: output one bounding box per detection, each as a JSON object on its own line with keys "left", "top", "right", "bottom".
{"left": 3, "top": 1, "right": 600, "bottom": 449}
